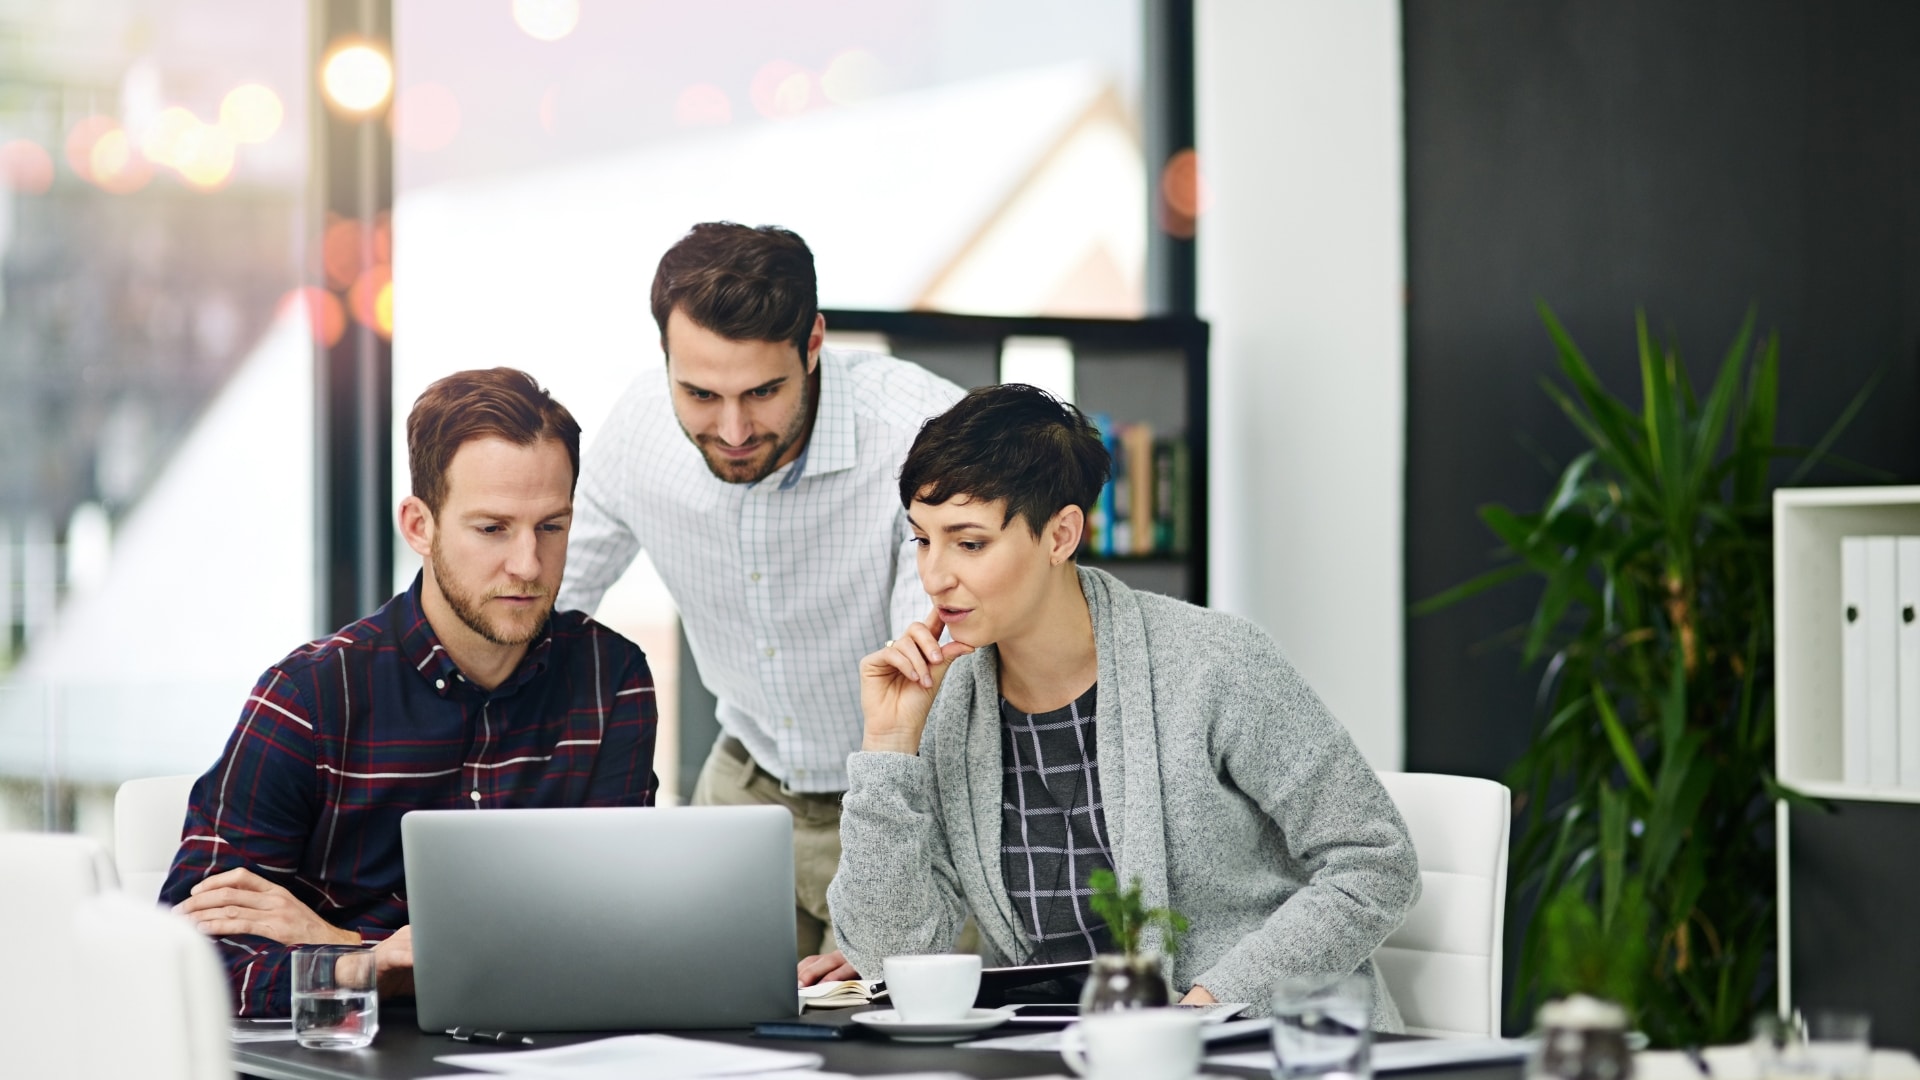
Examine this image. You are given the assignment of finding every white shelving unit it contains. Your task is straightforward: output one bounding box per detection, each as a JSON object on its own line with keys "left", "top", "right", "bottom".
{"left": 1772, "top": 484, "right": 1920, "bottom": 1016}
{"left": 1773, "top": 485, "right": 1920, "bottom": 804}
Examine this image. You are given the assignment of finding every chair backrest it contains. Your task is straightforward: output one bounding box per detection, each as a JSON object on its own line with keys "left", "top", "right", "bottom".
{"left": 0, "top": 833, "right": 119, "bottom": 1071}
{"left": 71, "top": 892, "right": 234, "bottom": 1080}
{"left": 1373, "top": 771, "right": 1511, "bottom": 1038}
{"left": 114, "top": 773, "right": 199, "bottom": 904}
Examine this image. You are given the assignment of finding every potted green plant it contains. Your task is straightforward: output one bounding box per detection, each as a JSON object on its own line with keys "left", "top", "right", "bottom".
{"left": 1416, "top": 305, "right": 1871, "bottom": 1046}
{"left": 1083, "top": 868, "right": 1190, "bottom": 1011}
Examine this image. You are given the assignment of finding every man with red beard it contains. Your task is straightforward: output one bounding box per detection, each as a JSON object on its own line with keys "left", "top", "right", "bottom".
{"left": 161, "top": 368, "right": 658, "bottom": 1017}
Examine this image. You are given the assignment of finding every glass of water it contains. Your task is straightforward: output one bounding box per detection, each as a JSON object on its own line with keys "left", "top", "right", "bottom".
{"left": 1272, "top": 974, "right": 1373, "bottom": 1080}
{"left": 292, "top": 944, "right": 379, "bottom": 1050}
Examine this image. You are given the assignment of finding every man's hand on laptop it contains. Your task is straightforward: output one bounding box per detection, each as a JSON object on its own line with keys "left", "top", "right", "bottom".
{"left": 175, "top": 867, "right": 359, "bottom": 946}
{"left": 373, "top": 926, "right": 415, "bottom": 996}
{"left": 797, "top": 949, "right": 858, "bottom": 986}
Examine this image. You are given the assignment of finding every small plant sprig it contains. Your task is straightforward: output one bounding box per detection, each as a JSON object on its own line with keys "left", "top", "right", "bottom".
{"left": 1087, "top": 869, "right": 1190, "bottom": 958}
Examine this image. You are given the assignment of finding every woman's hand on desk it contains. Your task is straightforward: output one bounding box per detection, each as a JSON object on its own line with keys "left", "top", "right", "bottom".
{"left": 860, "top": 605, "right": 974, "bottom": 755}
{"left": 797, "top": 949, "right": 858, "bottom": 986}
{"left": 373, "top": 926, "right": 415, "bottom": 996}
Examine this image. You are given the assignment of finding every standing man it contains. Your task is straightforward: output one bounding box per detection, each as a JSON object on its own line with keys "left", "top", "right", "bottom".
{"left": 559, "top": 222, "right": 963, "bottom": 959}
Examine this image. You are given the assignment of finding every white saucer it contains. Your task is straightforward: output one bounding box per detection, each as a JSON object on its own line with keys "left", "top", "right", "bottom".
{"left": 850, "top": 1007, "right": 1011, "bottom": 1042}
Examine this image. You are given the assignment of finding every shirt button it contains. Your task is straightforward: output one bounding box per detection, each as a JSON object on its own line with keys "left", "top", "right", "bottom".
{"left": 783, "top": 716, "right": 794, "bottom": 728}
{"left": 750, "top": 571, "right": 761, "bottom": 582}
{"left": 435, "top": 678, "right": 446, "bottom": 691}
{"left": 456, "top": 674, "right": 465, "bottom": 682}
{"left": 793, "top": 768, "right": 806, "bottom": 779}
{"left": 764, "top": 647, "right": 776, "bottom": 658}
{"left": 470, "top": 790, "right": 481, "bottom": 803}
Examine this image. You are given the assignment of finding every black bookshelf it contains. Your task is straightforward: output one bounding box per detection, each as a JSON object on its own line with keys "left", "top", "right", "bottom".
{"left": 822, "top": 308, "right": 1211, "bottom": 606}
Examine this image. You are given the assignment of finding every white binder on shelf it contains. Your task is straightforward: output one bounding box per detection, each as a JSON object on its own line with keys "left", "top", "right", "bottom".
{"left": 1866, "top": 536, "right": 1900, "bottom": 788}
{"left": 1842, "top": 536, "right": 1868, "bottom": 785}
{"left": 1900, "top": 538, "right": 1920, "bottom": 788}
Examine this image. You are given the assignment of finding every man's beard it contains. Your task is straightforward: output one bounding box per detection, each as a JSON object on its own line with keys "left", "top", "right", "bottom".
{"left": 687, "top": 373, "right": 817, "bottom": 484}
{"left": 431, "top": 536, "right": 552, "bottom": 647}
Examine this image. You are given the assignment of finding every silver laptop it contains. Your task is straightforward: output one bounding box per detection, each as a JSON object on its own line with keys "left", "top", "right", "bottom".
{"left": 401, "top": 805, "right": 797, "bottom": 1032}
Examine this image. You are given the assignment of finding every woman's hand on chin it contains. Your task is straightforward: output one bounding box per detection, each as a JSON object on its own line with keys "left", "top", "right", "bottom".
{"left": 859, "top": 604, "right": 975, "bottom": 754}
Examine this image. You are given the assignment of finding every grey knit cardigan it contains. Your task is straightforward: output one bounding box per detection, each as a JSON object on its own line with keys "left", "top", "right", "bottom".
{"left": 828, "top": 566, "right": 1421, "bottom": 1029}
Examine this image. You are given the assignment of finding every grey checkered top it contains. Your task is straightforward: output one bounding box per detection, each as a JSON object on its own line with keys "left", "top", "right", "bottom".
{"left": 998, "top": 684, "right": 1115, "bottom": 964}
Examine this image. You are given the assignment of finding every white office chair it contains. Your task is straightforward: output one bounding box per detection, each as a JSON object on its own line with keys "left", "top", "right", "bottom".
{"left": 0, "top": 833, "right": 120, "bottom": 1073}
{"left": 71, "top": 892, "right": 234, "bottom": 1080}
{"left": 114, "top": 772, "right": 199, "bottom": 903}
{"left": 1373, "top": 771, "right": 1512, "bottom": 1038}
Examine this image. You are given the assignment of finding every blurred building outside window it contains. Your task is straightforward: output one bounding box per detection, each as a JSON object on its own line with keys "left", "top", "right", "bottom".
{"left": 0, "top": 0, "right": 314, "bottom": 843}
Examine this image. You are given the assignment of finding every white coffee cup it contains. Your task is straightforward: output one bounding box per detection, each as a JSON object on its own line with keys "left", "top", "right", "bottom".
{"left": 1061, "top": 1008, "right": 1204, "bottom": 1080}
{"left": 882, "top": 954, "right": 982, "bottom": 1022}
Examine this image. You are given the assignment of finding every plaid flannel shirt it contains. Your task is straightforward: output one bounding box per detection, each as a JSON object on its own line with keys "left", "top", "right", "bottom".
{"left": 158, "top": 575, "right": 658, "bottom": 1016}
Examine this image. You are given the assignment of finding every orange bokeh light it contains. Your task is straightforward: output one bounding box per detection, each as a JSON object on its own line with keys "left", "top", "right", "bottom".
{"left": 321, "top": 42, "right": 394, "bottom": 113}
{"left": 1159, "top": 148, "right": 1207, "bottom": 238}
{"left": 347, "top": 264, "right": 392, "bottom": 335}
{"left": 141, "top": 106, "right": 199, "bottom": 168}
{"left": 65, "top": 116, "right": 118, "bottom": 181}
{"left": 391, "top": 82, "right": 462, "bottom": 152}
{"left": 749, "top": 60, "right": 813, "bottom": 120}
{"left": 374, "top": 279, "right": 395, "bottom": 339}
{"left": 88, "top": 127, "right": 152, "bottom": 194}
{"left": 674, "top": 83, "right": 732, "bottom": 128}
{"left": 174, "top": 122, "right": 237, "bottom": 190}
{"left": 0, "top": 139, "right": 54, "bottom": 195}
{"left": 322, "top": 216, "right": 362, "bottom": 290}
{"left": 281, "top": 286, "right": 347, "bottom": 348}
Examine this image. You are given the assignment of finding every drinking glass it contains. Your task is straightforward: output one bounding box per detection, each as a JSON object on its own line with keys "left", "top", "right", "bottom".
{"left": 1805, "top": 1010, "right": 1871, "bottom": 1080}
{"left": 292, "top": 944, "right": 379, "bottom": 1050}
{"left": 1271, "top": 974, "right": 1373, "bottom": 1080}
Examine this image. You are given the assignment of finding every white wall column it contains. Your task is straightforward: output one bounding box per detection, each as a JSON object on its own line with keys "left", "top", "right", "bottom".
{"left": 1197, "top": 0, "right": 1405, "bottom": 767}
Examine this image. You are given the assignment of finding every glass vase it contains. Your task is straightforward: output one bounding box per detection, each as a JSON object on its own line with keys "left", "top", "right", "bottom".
{"left": 1079, "top": 952, "right": 1171, "bottom": 1013}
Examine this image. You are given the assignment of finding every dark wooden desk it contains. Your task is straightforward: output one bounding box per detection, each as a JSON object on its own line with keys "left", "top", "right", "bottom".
{"left": 234, "top": 1004, "right": 1527, "bottom": 1080}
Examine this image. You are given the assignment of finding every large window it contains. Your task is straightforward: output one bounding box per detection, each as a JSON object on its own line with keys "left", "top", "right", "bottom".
{"left": 391, "top": 0, "right": 1146, "bottom": 800}
{"left": 0, "top": 0, "right": 313, "bottom": 836}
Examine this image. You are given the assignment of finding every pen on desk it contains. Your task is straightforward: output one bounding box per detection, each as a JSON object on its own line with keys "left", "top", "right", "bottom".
{"left": 446, "top": 1026, "right": 535, "bottom": 1046}
{"left": 1685, "top": 1045, "right": 1712, "bottom": 1077}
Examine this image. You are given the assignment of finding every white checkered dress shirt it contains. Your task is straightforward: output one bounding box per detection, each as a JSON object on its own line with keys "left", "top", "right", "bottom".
{"left": 558, "top": 348, "right": 964, "bottom": 792}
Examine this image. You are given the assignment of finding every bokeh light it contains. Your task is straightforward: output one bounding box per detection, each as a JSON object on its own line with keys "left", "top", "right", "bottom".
{"left": 174, "top": 122, "right": 237, "bottom": 190}
{"left": 512, "top": 0, "right": 581, "bottom": 42}
{"left": 88, "top": 128, "right": 152, "bottom": 194}
{"left": 674, "top": 83, "right": 732, "bottom": 128}
{"left": 1159, "top": 148, "right": 1207, "bottom": 238}
{"left": 391, "top": 82, "right": 462, "bottom": 152}
{"left": 64, "top": 116, "right": 119, "bottom": 181}
{"left": 321, "top": 42, "right": 394, "bottom": 113}
{"left": 280, "top": 286, "right": 347, "bottom": 348}
{"left": 750, "top": 60, "right": 813, "bottom": 120}
{"left": 0, "top": 139, "right": 54, "bottom": 195}
{"left": 820, "top": 49, "right": 886, "bottom": 105}
{"left": 140, "top": 106, "right": 199, "bottom": 168}
{"left": 373, "top": 279, "right": 395, "bottom": 338}
{"left": 322, "top": 216, "right": 363, "bottom": 290}
{"left": 538, "top": 85, "right": 561, "bottom": 134}
{"left": 347, "top": 264, "right": 392, "bottom": 334}
{"left": 220, "top": 84, "right": 285, "bottom": 143}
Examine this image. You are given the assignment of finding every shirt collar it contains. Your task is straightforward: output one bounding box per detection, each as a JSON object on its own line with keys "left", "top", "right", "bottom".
{"left": 395, "top": 571, "right": 555, "bottom": 697}
{"left": 800, "top": 348, "right": 858, "bottom": 478}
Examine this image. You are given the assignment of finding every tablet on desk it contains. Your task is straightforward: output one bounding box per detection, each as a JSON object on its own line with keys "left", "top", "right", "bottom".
{"left": 1001, "top": 1001, "right": 1252, "bottom": 1025}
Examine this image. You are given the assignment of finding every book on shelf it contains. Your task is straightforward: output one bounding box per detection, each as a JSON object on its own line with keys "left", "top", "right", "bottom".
{"left": 1080, "top": 416, "right": 1191, "bottom": 561}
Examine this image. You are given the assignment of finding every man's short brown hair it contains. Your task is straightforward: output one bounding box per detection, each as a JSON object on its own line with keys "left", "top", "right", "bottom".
{"left": 650, "top": 222, "right": 817, "bottom": 358}
{"left": 407, "top": 367, "right": 582, "bottom": 515}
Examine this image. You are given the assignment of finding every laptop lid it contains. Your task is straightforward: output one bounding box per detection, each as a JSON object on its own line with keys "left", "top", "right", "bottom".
{"left": 402, "top": 805, "right": 796, "bottom": 1032}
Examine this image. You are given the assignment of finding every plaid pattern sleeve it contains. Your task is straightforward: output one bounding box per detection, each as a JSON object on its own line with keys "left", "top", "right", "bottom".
{"left": 159, "top": 576, "right": 658, "bottom": 1016}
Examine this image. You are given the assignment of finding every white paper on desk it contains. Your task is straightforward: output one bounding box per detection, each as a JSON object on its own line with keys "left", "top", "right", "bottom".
{"left": 1209, "top": 1036, "right": 1535, "bottom": 1073}
{"left": 1636, "top": 1047, "right": 1920, "bottom": 1080}
{"left": 435, "top": 1033, "right": 822, "bottom": 1077}
{"left": 963, "top": 1017, "right": 1268, "bottom": 1053}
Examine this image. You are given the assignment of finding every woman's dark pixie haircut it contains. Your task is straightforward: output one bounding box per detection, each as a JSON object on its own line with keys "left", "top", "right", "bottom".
{"left": 899, "top": 383, "right": 1111, "bottom": 539}
{"left": 650, "top": 222, "right": 818, "bottom": 358}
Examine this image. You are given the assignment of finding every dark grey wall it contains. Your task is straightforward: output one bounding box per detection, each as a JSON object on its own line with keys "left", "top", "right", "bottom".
{"left": 1403, "top": 0, "right": 1920, "bottom": 1037}
{"left": 1403, "top": 0, "right": 1920, "bottom": 779}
